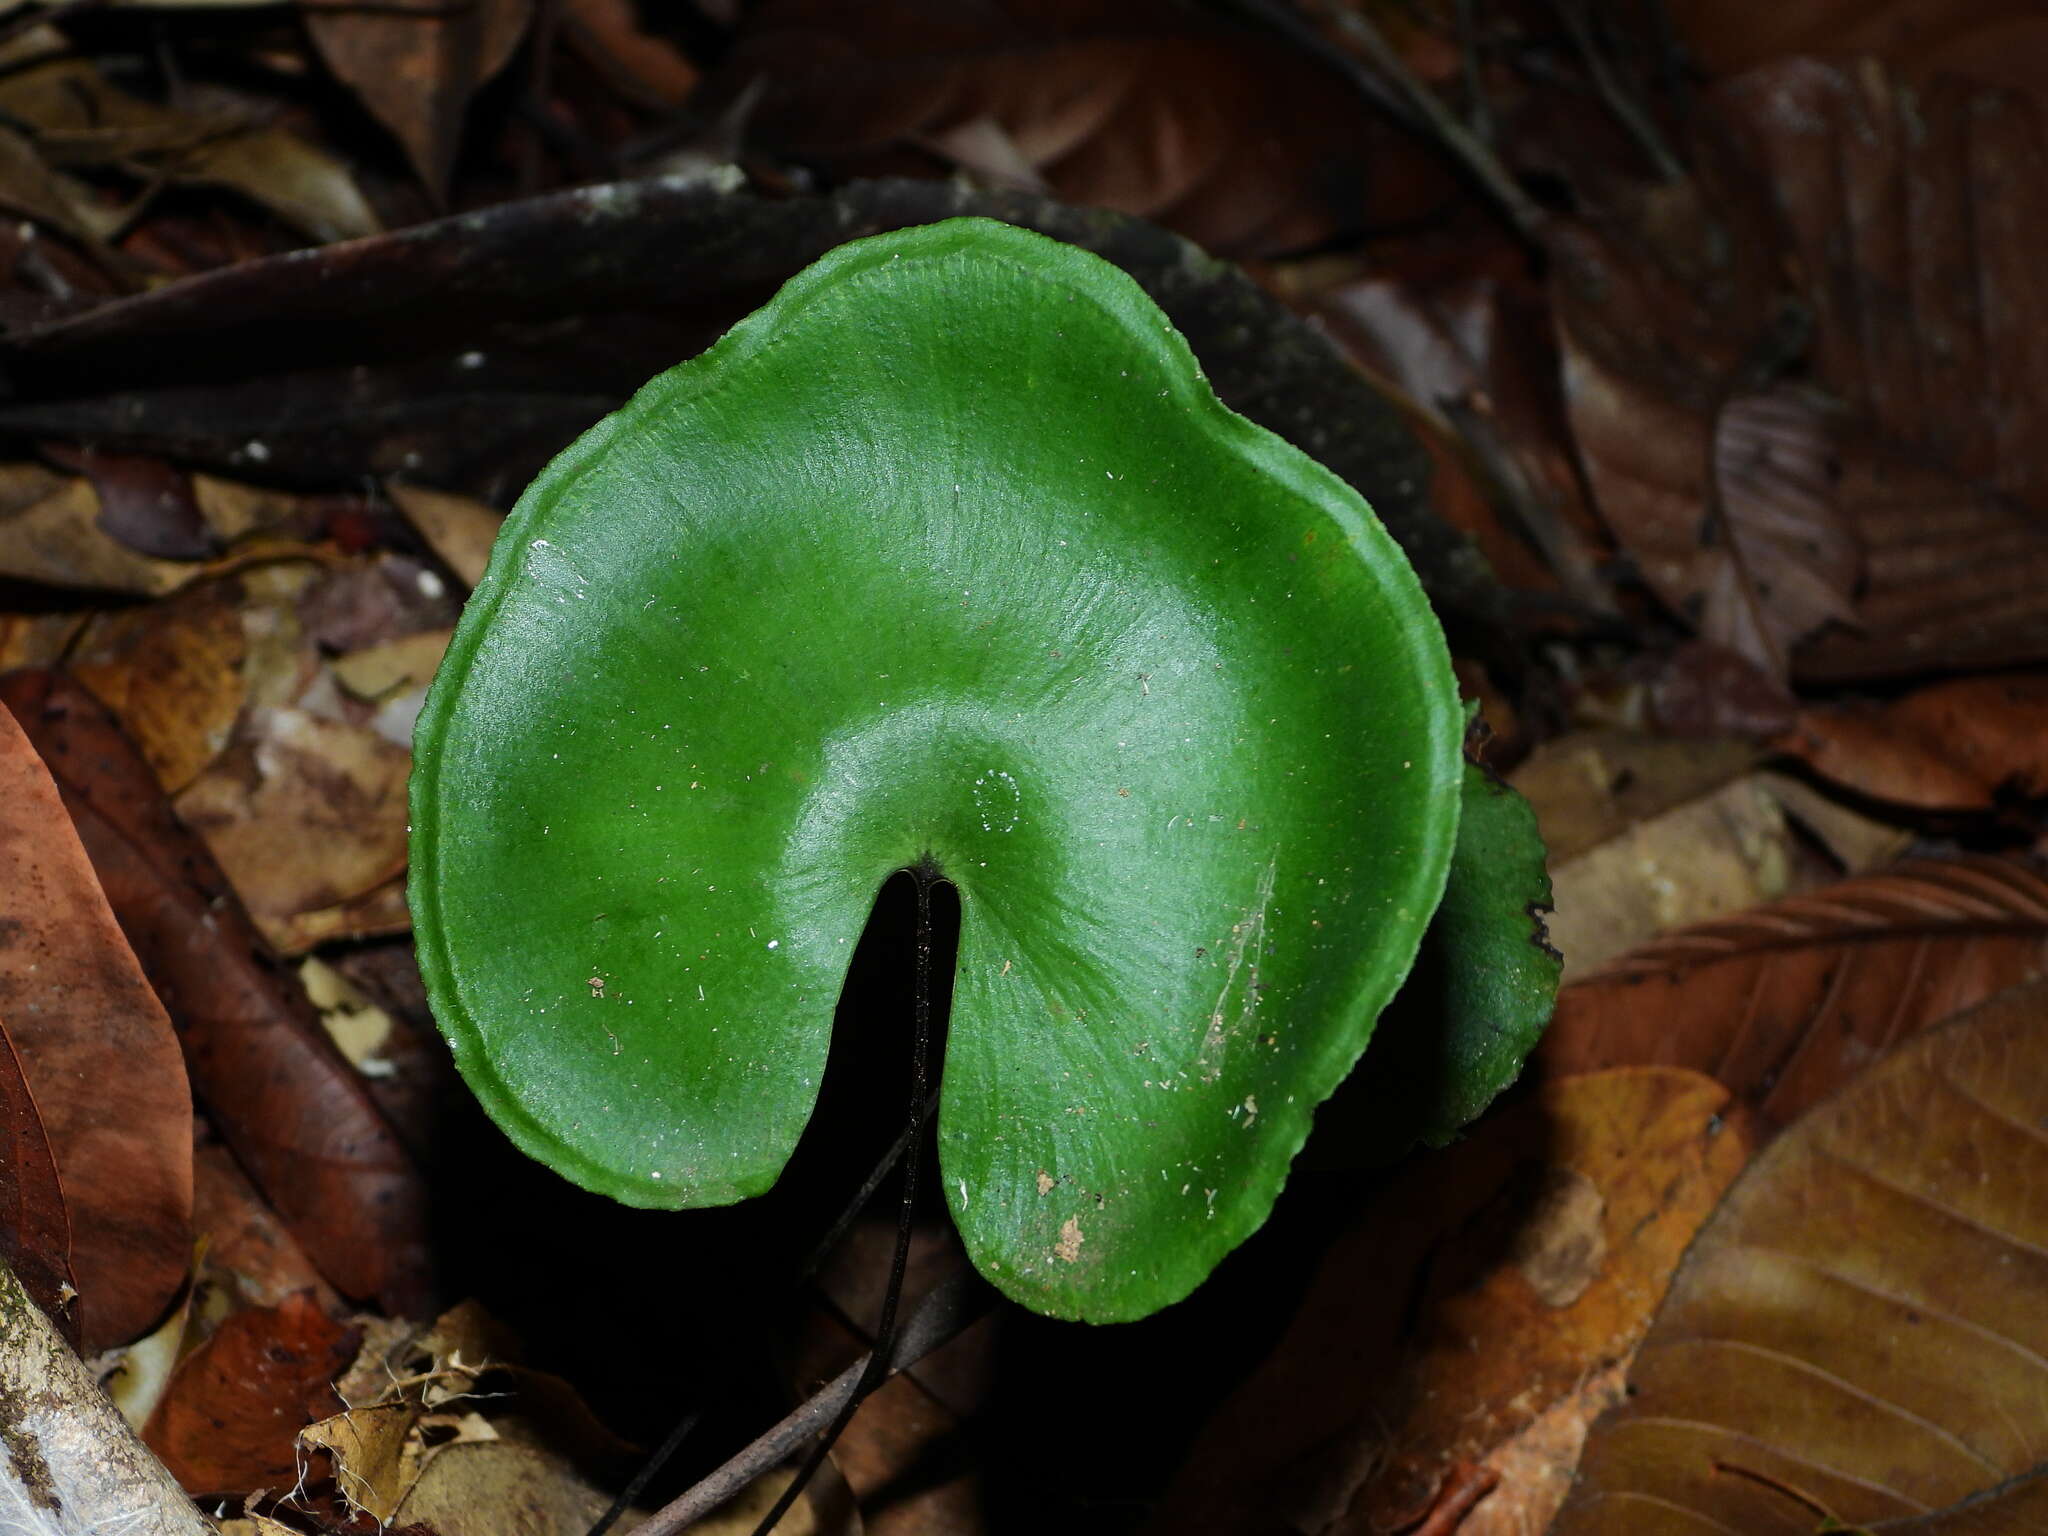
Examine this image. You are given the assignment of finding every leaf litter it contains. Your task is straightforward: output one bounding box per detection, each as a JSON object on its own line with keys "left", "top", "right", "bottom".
{"left": 1, "top": 1, "right": 2047, "bottom": 1529}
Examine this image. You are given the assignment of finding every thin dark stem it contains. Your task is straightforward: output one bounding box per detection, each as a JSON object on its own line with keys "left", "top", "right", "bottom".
{"left": 742, "top": 867, "right": 936, "bottom": 1536}
{"left": 632, "top": 1272, "right": 995, "bottom": 1536}
{"left": 590, "top": 869, "right": 946, "bottom": 1536}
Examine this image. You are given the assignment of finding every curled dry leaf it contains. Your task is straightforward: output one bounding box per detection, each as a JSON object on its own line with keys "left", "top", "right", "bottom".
{"left": 142, "top": 1290, "right": 357, "bottom": 1497}
{"left": 1540, "top": 855, "right": 2048, "bottom": 1132}
{"left": 697, "top": 0, "right": 1455, "bottom": 257}
{"left": 1779, "top": 672, "right": 2048, "bottom": 811}
{"left": 0, "top": 669, "right": 431, "bottom": 1318}
{"left": 303, "top": 0, "right": 532, "bottom": 201}
{"left": 1148, "top": 1067, "right": 1752, "bottom": 1536}
{"left": 0, "top": 695, "right": 191, "bottom": 1353}
{"left": 1555, "top": 978, "right": 2048, "bottom": 1534}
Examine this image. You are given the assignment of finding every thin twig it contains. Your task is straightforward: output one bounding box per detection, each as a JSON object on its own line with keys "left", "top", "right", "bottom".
{"left": 1319, "top": 4, "right": 1550, "bottom": 247}
{"left": 588, "top": 873, "right": 953, "bottom": 1536}
{"left": 1549, "top": 0, "right": 1686, "bottom": 184}
{"left": 1453, "top": 0, "right": 1492, "bottom": 145}
{"left": 741, "top": 865, "right": 940, "bottom": 1536}
{"left": 632, "top": 1270, "right": 996, "bottom": 1536}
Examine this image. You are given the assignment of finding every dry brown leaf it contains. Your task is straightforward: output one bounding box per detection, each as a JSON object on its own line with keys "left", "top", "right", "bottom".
{"left": 1779, "top": 672, "right": 2048, "bottom": 810}
{"left": 1, "top": 669, "right": 431, "bottom": 1319}
{"left": 304, "top": 0, "right": 532, "bottom": 201}
{"left": 0, "top": 27, "right": 378, "bottom": 244}
{"left": 1873, "top": 1469, "right": 2048, "bottom": 1533}
{"left": 0, "top": 696, "right": 191, "bottom": 1352}
{"left": 1540, "top": 855, "right": 2048, "bottom": 1131}
{"left": 388, "top": 481, "right": 501, "bottom": 588}
{"left": 1458, "top": 1365, "right": 1629, "bottom": 1536}
{"left": 700, "top": 0, "right": 1455, "bottom": 258}
{"left": 192, "top": 1141, "right": 337, "bottom": 1313}
{"left": 0, "top": 1010, "right": 73, "bottom": 1344}
{"left": 0, "top": 611, "right": 86, "bottom": 672}
{"left": 1751, "top": 769, "right": 1915, "bottom": 875}
{"left": 301, "top": 1398, "right": 419, "bottom": 1523}
{"left": 142, "top": 1290, "right": 357, "bottom": 1497}
{"left": 1544, "top": 774, "right": 1794, "bottom": 980}
{"left": 1551, "top": 213, "right": 1856, "bottom": 683}
{"left": 1554, "top": 978, "right": 2048, "bottom": 1534}
{"left": 332, "top": 626, "right": 453, "bottom": 700}
{"left": 1714, "top": 59, "right": 2048, "bottom": 679}
{"left": 273, "top": 876, "right": 411, "bottom": 954}
{"left": 0, "top": 463, "right": 199, "bottom": 595}
{"left": 562, "top": 0, "right": 702, "bottom": 109}
{"left": 1146, "top": 1067, "right": 1753, "bottom": 1536}
{"left": 1509, "top": 731, "right": 1761, "bottom": 865}
{"left": 174, "top": 706, "right": 411, "bottom": 951}
{"left": 69, "top": 582, "right": 246, "bottom": 793}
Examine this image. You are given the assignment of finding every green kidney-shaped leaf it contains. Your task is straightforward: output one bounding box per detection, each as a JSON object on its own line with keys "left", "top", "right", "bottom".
{"left": 409, "top": 218, "right": 1463, "bottom": 1321}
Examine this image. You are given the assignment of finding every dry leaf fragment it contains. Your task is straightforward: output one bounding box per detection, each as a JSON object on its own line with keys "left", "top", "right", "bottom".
{"left": 69, "top": 583, "right": 247, "bottom": 793}
{"left": 0, "top": 27, "right": 378, "bottom": 245}
{"left": 0, "top": 1013, "right": 74, "bottom": 1343}
{"left": 1147, "top": 1067, "right": 1752, "bottom": 1536}
{"left": 1509, "top": 731, "right": 1761, "bottom": 865}
{"left": 1779, "top": 672, "right": 2048, "bottom": 810}
{"left": 0, "top": 464, "right": 197, "bottom": 596}
{"left": 1543, "top": 774, "right": 1794, "bottom": 979}
{"left": 387, "top": 482, "right": 503, "bottom": 589}
{"left": 700, "top": 0, "right": 1455, "bottom": 257}
{"left": 1555, "top": 978, "right": 2048, "bottom": 1534}
{"left": 1541, "top": 855, "right": 2048, "bottom": 1131}
{"left": 0, "top": 697, "right": 191, "bottom": 1352}
{"left": 332, "top": 626, "right": 453, "bottom": 701}
{"left": 174, "top": 706, "right": 412, "bottom": 951}
{"left": 303, "top": 0, "right": 533, "bottom": 201}
{"left": 142, "top": 1290, "right": 357, "bottom": 1497}
{"left": 1716, "top": 60, "right": 2048, "bottom": 678}
{"left": 192, "top": 1140, "right": 337, "bottom": 1314}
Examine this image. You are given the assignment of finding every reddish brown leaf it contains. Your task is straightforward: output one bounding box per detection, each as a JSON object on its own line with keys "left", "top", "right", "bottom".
{"left": 1779, "top": 672, "right": 2048, "bottom": 810}
{"left": 1147, "top": 1068, "right": 1753, "bottom": 1536}
{"left": 699, "top": 0, "right": 1456, "bottom": 258}
{"left": 0, "top": 697, "right": 190, "bottom": 1352}
{"left": 0, "top": 1011, "right": 76, "bottom": 1341}
{"left": 304, "top": 0, "right": 532, "bottom": 202}
{"left": 1555, "top": 979, "right": 2048, "bottom": 1535}
{"left": 143, "top": 1290, "right": 357, "bottom": 1497}
{"left": 0, "top": 669, "right": 431, "bottom": 1318}
{"left": 1539, "top": 855, "right": 2048, "bottom": 1131}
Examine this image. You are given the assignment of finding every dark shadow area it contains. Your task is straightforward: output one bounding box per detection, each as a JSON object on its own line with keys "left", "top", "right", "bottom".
{"left": 425, "top": 866, "right": 961, "bottom": 1503}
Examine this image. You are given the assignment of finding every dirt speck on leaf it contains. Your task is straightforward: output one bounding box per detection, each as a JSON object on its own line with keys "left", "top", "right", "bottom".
{"left": 1054, "top": 1217, "right": 1083, "bottom": 1263}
